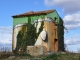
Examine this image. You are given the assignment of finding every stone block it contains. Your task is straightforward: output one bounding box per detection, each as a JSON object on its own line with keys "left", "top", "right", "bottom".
{"left": 27, "top": 46, "right": 47, "bottom": 56}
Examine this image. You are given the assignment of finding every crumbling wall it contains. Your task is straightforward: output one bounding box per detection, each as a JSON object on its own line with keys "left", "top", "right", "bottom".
{"left": 27, "top": 46, "right": 47, "bottom": 56}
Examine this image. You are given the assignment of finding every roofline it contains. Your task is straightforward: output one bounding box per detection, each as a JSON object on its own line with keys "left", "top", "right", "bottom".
{"left": 12, "top": 9, "right": 56, "bottom": 18}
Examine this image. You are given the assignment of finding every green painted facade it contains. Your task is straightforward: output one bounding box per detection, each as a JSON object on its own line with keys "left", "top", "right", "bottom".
{"left": 13, "top": 11, "right": 62, "bottom": 26}
{"left": 13, "top": 17, "right": 28, "bottom": 27}
{"left": 13, "top": 15, "right": 46, "bottom": 27}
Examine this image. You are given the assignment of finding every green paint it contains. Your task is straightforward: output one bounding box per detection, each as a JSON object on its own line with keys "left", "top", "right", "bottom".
{"left": 13, "top": 17, "right": 28, "bottom": 27}
{"left": 13, "top": 11, "right": 62, "bottom": 26}
{"left": 13, "top": 15, "right": 46, "bottom": 27}
{"left": 47, "top": 11, "right": 59, "bottom": 23}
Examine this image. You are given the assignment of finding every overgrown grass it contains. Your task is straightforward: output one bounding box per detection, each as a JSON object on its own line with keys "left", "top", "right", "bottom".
{"left": 41, "top": 52, "right": 80, "bottom": 60}
{"left": 0, "top": 51, "right": 80, "bottom": 60}
{"left": 57, "top": 52, "right": 80, "bottom": 60}
{"left": 42, "top": 54, "right": 57, "bottom": 60}
{"left": 0, "top": 51, "right": 13, "bottom": 59}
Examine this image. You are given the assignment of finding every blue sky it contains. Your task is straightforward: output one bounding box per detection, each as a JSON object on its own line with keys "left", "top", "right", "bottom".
{"left": 0, "top": 0, "right": 80, "bottom": 52}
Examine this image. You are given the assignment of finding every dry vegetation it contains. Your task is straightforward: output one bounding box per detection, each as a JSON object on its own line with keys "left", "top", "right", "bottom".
{"left": 0, "top": 47, "right": 80, "bottom": 60}
{"left": 0, "top": 51, "right": 13, "bottom": 59}
{"left": 0, "top": 52, "right": 80, "bottom": 60}
{"left": 57, "top": 52, "right": 80, "bottom": 60}
{"left": 0, "top": 47, "right": 13, "bottom": 60}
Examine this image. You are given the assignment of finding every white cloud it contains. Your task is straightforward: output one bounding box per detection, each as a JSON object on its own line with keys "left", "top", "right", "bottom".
{"left": 65, "top": 34, "right": 80, "bottom": 52}
{"left": 63, "top": 13, "right": 80, "bottom": 30}
{"left": 66, "top": 44, "right": 80, "bottom": 53}
{"left": 0, "top": 26, "right": 12, "bottom": 45}
{"left": 44, "top": 0, "right": 80, "bottom": 30}
{"left": 65, "top": 34, "right": 80, "bottom": 45}
{"left": 44, "top": 0, "right": 80, "bottom": 14}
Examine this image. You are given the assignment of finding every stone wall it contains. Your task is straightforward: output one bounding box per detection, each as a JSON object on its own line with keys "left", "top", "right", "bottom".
{"left": 27, "top": 46, "right": 47, "bottom": 56}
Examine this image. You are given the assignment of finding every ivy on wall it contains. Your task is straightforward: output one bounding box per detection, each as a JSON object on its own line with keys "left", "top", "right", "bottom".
{"left": 58, "top": 17, "right": 64, "bottom": 51}
{"left": 16, "top": 24, "right": 27, "bottom": 52}
{"left": 36, "top": 21, "right": 44, "bottom": 38}
{"left": 14, "top": 17, "right": 44, "bottom": 54}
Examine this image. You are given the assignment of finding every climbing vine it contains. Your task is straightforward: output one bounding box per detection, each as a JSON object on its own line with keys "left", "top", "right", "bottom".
{"left": 58, "top": 17, "right": 64, "bottom": 51}
{"left": 15, "top": 17, "right": 44, "bottom": 54}
{"left": 15, "top": 24, "right": 27, "bottom": 54}
{"left": 36, "top": 21, "right": 44, "bottom": 38}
